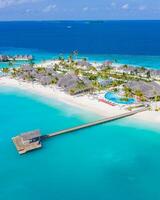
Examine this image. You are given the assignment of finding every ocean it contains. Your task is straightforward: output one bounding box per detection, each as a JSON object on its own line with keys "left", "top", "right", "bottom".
{"left": 1, "top": 86, "right": 160, "bottom": 200}
{"left": 0, "top": 21, "right": 160, "bottom": 200}
{"left": 0, "top": 20, "right": 160, "bottom": 68}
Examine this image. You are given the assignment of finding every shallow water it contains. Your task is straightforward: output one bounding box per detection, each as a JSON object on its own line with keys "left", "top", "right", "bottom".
{"left": 1, "top": 47, "right": 160, "bottom": 69}
{"left": 0, "top": 86, "right": 160, "bottom": 200}
{"left": 0, "top": 20, "right": 160, "bottom": 69}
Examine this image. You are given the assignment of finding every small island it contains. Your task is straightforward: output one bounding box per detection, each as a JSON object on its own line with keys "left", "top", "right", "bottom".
{"left": 1, "top": 55, "right": 160, "bottom": 123}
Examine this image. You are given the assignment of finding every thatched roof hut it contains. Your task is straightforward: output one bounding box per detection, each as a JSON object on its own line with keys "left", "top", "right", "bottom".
{"left": 21, "top": 130, "right": 41, "bottom": 141}
{"left": 21, "top": 64, "right": 33, "bottom": 72}
{"left": 57, "top": 72, "right": 80, "bottom": 88}
{"left": 57, "top": 72, "right": 93, "bottom": 95}
{"left": 150, "top": 70, "right": 160, "bottom": 78}
{"left": 39, "top": 76, "right": 53, "bottom": 85}
{"left": 76, "top": 60, "right": 92, "bottom": 69}
{"left": 126, "top": 80, "right": 160, "bottom": 99}
{"left": 0, "top": 55, "right": 9, "bottom": 62}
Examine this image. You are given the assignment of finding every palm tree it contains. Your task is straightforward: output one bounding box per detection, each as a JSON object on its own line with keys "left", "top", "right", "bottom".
{"left": 8, "top": 61, "right": 13, "bottom": 68}
{"left": 68, "top": 53, "right": 74, "bottom": 63}
{"left": 29, "top": 59, "right": 35, "bottom": 67}
{"left": 11, "top": 68, "right": 18, "bottom": 77}
{"left": 36, "top": 67, "right": 45, "bottom": 73}
{"left": 58, "top": 54, "right": 64, "bottom": 61}
{"left": 123, "top": 86, "right": 133, "bottom": 98}
{"left": 51, "top": 78, "right": 57, "bottom": 85}
{"left": 73, "top": 50, "right": 79, "bottom": 60}
{"left": 134, "top": 68, "right": 138, "bottom": 76}
{"left": 114, "top": 59, "right": 118, "bottom": 63}
{"left": 2, "top": 67, "right": 10, "bottom": 74}
{"left": 69, "top": 88, "right": 76, "bottom": 95}
{"left": 123, "top": 64, "right": 128, "bottom": 69}
{"left": 54, "top": 64, "right": 60, "bottom": 71}
{"left": 146, "top": 70, "right": 151, "bottom": 79}
{"left": 135, "top": 89, "right": 146, "bottom": 101}
{"left": 88, "top": 74, "right": 97, "bottom": 81}
{"left": 154, "top": 90, "right": 158, "bottom": 110}
{"left": 89, "top": 66, "right": 97, "bottom": 72}
{"left": 92, "top": 81, "right": 101, "bottom": 91}
{"left": 140, "top": 66, "right": 146, "bottom": 72}
{"left": 74, "top": 68, "right": 81, "bottom": 76}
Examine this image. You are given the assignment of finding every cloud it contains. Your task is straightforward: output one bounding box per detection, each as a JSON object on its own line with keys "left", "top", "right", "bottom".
{"left": 121, "top": 4, "right": 129, "bottom": 10}
{"left": 83, "top": 7, "right": 89, "bottom": 11}
{"left": 138, "top": 5, "right": 146, "bottom": 11}
{"left": 111, "top": 2, "right": 116, "bottom": 7}
{"left": 0, "top": 0, "right": 37, "bottom": 9}
{"left": 25, "top": 8, "right": 32, "bottom": 13}
{"left": 42, "top": 4, "right": 56, "bottom": 13}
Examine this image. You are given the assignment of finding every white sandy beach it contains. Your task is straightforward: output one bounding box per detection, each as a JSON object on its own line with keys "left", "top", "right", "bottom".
{"left": 0, "top": 77, "right": 160, "bottom": 124}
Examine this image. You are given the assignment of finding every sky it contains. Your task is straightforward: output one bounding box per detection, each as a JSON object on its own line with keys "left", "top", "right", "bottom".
{"left": 0, "top": 0, "right": 159, "bottom": 21}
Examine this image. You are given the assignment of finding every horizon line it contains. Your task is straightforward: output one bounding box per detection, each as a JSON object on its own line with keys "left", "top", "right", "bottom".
{"left": 0, "top": 19, "right": 160, "bottom": 22}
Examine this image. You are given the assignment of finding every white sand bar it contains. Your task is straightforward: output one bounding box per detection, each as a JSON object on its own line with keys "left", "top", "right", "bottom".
{"left": 0, "top": 77, "right": 160, "bottom": 124}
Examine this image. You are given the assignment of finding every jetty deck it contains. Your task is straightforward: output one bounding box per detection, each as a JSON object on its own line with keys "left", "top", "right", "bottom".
{"left": 12, "top": 130, "right": 42, "bottom": 154}
{"left": 12, "top": 107, "right": 148, "bottom": 155}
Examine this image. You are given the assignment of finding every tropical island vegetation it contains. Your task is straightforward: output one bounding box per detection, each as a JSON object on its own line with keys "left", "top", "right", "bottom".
{"left": 1, "top": 54, "right": 160, "bottom": 111}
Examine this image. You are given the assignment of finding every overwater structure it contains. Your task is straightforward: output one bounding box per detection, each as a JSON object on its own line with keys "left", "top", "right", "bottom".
{"left": 12, "top": 107, "right": 149, "bottom": 155}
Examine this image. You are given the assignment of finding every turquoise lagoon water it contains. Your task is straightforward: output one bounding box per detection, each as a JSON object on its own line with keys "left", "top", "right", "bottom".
{"left": 1, "top": 86, "right": 160, "bottom": 200}
{"left": 105, "top": 92, "right": 136, "bottom": 105}
{"left": 0, "top": 47, "right": 160, "bottom": 69}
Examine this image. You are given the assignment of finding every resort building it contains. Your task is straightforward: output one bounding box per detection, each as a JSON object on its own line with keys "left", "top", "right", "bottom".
{"left": 98, "top": 78, "right": 113, "bottom": 87}
{"left": 0, "top": 55, "right": 9, "bottom": 62}
{"left": 126, "top": 80, "right": 160, "bottom": 100}
{"left": 76, "top": 60, "right": 92, "bottom": 70}
{"left": 115, "top": 65, "right": 136, "bottom": 75}
{"left": 13, "top": 55, "right": 33, "bottom": 61}
{"left": 21, "top": 64, "right": 33, "bottom": 72}
{"left": 150, "top": 70, "right": 160, "bottom": 80}
{"left": 57, "top": 72, "right": 93, "bottom": 95}
{"left": 12, "top": 130, "right": 42, "bottom": 154}
{"left": 0, "top": 55, "right": 33, "bottom": 62}
{"left": 39, "top": 76, "right": 53, "bottom": 85}
{"left": 97, "top": 61, "right": 113, "bottom": 71}
{"left": 57, "top": 72, "right": 79, "bottom": 88}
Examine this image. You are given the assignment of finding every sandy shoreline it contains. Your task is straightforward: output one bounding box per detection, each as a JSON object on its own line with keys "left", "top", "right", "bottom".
{"left": 0, "top": 77, "right": 160, "bottom": 124}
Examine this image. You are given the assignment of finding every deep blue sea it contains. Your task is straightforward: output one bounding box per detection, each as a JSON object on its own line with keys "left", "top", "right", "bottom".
{"left": 1, "top": 21, "right": 160, "bottom": 200}
{"left": 0, "top": 20, "right": 160, "bottom": 68}
{"left": 0, "top": 86, "right": 160, "bottom": 200}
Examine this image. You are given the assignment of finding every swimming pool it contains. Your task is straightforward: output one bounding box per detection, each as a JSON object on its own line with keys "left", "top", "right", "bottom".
{"left": 105, "top": 92, "right": 136, "bottom": 105}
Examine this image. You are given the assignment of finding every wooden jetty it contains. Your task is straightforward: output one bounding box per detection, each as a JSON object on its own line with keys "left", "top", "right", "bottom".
{"left": 12, "top": 107, "right": 148, "bottom": 154}
{"left": 42, "top": 107, "right": 149, "bottom": 139}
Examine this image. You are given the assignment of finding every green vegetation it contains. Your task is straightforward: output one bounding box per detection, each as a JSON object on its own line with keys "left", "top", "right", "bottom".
{"left": 2, "top": 68, "right": 10, "bottom": 74}
{"left": 120, "top": 97, "right": 129, "bottom": 102}
{"left": 1, "top": 55, "right": 160, "bottom": 105}
{"left": 123, "top": 86, "right": 133, "bottom": 98}
{"left": 134, "top": 90, "right": 146, "bottom": 101}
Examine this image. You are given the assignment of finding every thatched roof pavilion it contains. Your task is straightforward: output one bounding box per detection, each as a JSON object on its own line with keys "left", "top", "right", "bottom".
{"left": 57, "top": 72, "right": 80, "bottom": 88}
{"left": 57, "top": 72, "right": 93, "bottom": 95}
{"left": 12, "top": 130, "right": 42, "bottom": 154}
{"left": 21, "top": 130, "right": 41, "bottom": 141}
{"left": 76, "top": 60, "right": 92, "bottom": 69}
{"left": 126, "top": 80, "right": 160, "bottom": 99}
{"left": 39, "top": 76, "right": 53, "bottom": 85}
